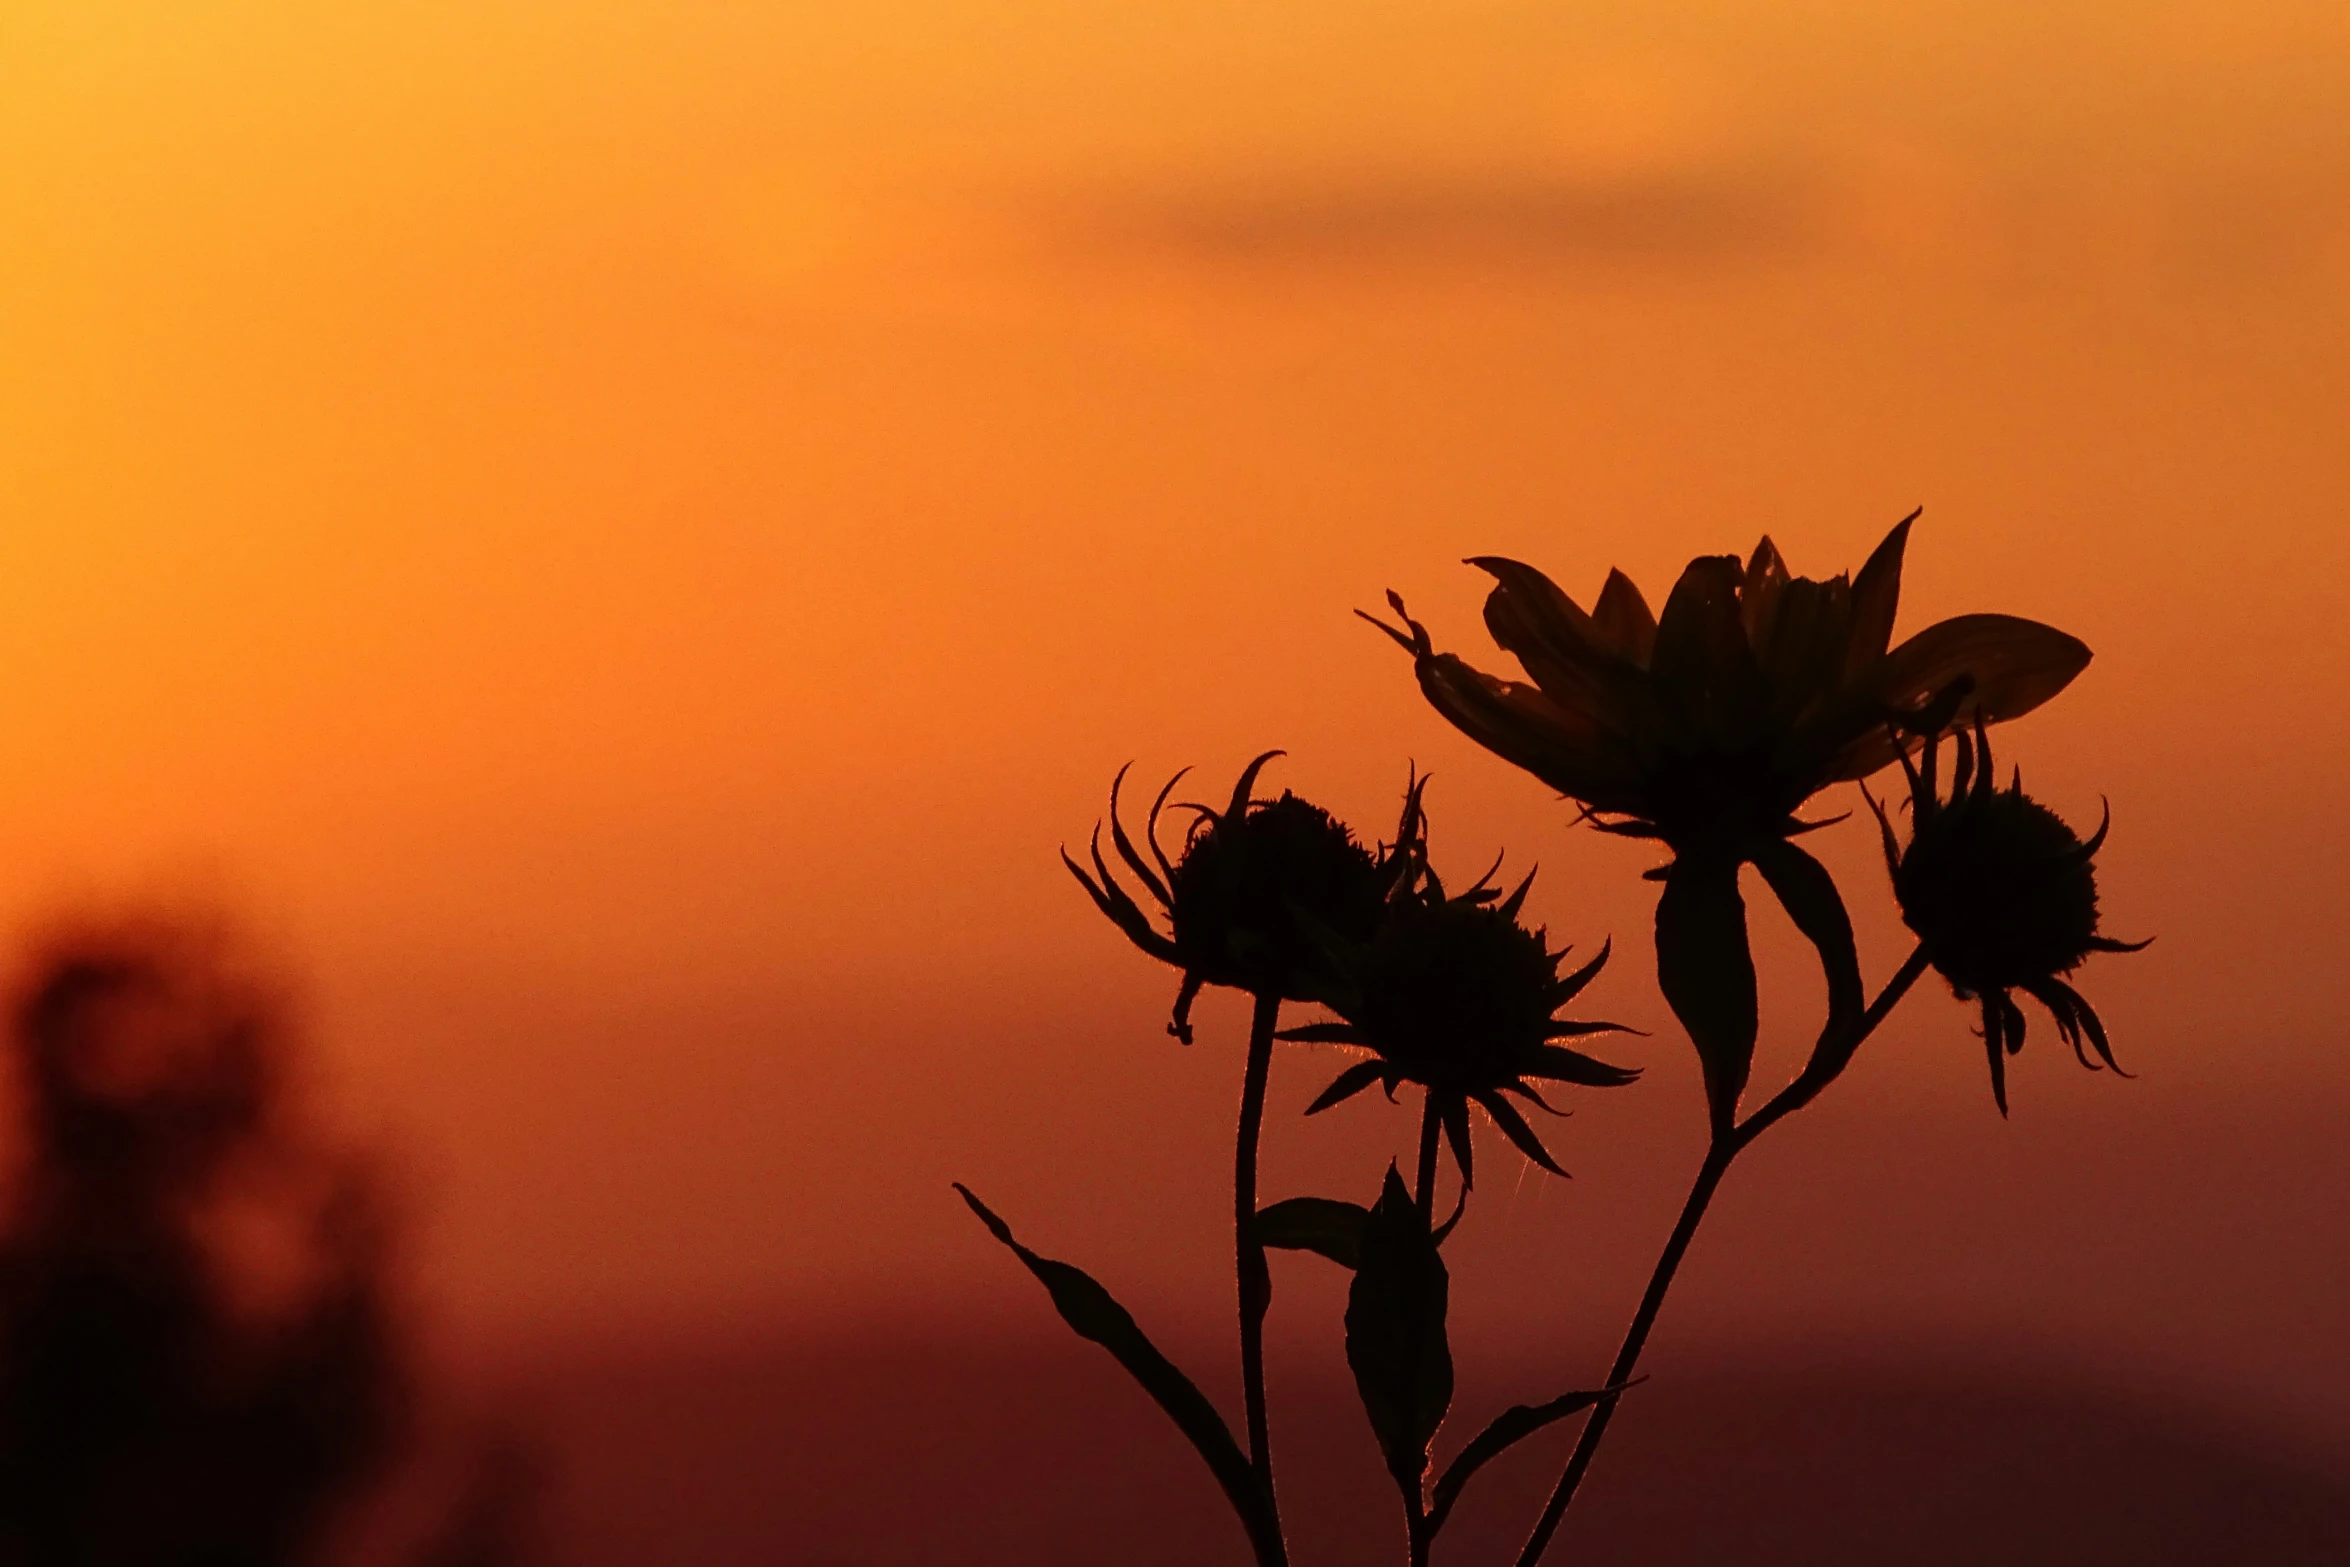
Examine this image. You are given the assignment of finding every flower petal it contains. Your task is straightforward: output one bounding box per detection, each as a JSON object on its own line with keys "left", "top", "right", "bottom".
{"left": 1833, "top": 614, "right": 2092, "bottom": 779}
{"left": 1469, "top": 556, "right": 1646, "bottom": 728}
{"left": 1841, "top": 512, "right": 1915, "bottom": 679}
{"left": 1755, "top": 573, "right": 1853, "bottom": 724}
{"left": 1411, "top": 650, "right": 1646, "bottom": 810}
{"left": 1650, "top": 554, "right": 1765, "bottom": 740}
{"left": 1739, "top": 537, "right": 1792, "bottom": 651}
{"left": 1591, "top": 568, "right": 1658, "bottom": 666}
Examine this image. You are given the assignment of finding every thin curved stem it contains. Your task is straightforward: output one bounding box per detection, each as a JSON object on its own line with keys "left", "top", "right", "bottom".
{"left": 1512, "top": 1140, "right": 1734, "bottom": 1567}
{"left": 1733, "top": 944, "right": 1933, "bottom": 1151}
{"left": 1514, "top": 942, "right": 1932, "bottom": 1566}
{"left": 1236, "top": 990, "right": 1282, "bottom": 1550}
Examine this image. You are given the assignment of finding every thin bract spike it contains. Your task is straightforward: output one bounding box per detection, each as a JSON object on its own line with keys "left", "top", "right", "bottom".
{"left": 1441, "top": 1097, "right": 1475, "bottom": 1188}
{"left": 1430, "top": 1186, "right": 1468, "bottom": 1245}
{"left": 1305, "top": 1061, "right": 1386, "bottom": 1114}
{"left": 1462, "top": 849, "right": 1508, "bottom": 903}
{"left": 1479, "top": 1092, "right": 1567, "bottom": 1177}
{"left": 1274, "top": 1023, "right": 1363, "bottom": 1045}
{"left": 2062, "top": 981, "right": 2128, "bottom": 1074}
{"left": 1108, "top": 765, "right": 1172, "bottom": 909}
{"left": 1355, "top": 607, "right": 1419, "bottom": 653}
{"left": 1145, "top": 766, "right": 1191, "bottom": 887}
{"left": 1226, "top": 750, "right": 1284, "bottom": 823}
{"left": 1982, "top": 1000, "right": 2011, "bottom": 1117}
{"left": 1502, "top": 1079, "right": 1567, "bottom": 1117}
{"left": 1861, "top": 782, "right": 1903, "bottom": 880}
{"left": 1498, "top": 865, "right": 1538, "bottom": 921}
{"left": 2068, "top": 799, "right": 2113, "bottom": 865}
{"left": 2087, "top": 934, "right": 2154, "bottom": 954}
{"left": 1550, "top": 939, "right": 1610, "bottom": 1002}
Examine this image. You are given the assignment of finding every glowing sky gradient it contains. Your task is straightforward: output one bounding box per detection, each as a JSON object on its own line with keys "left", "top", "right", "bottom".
{"left": 2, "top": 2, "right": 2346, "bottom": 1449}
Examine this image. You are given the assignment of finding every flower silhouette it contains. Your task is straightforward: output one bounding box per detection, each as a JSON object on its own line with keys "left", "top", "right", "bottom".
{"left": 1870, "top": 718, "right": 2149, "bottom": 1113}
{"left": 1065, "top": 753, "right": 1427, "bottom": 1043}
{"left": 1281, "top": 864, "right": 1636, "bottom": 1185}
{"left": 1365, "top": 517, "right": 2087, "bottom": 859}
{"left": 1369, "top": 518, "right": 2095, "bottom": 1130}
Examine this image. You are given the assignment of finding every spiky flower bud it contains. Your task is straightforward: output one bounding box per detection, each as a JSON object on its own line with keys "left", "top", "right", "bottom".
{"left": 1066, "top": 752, "right": 1425, "bottom": 1042}
{"left": 1283, "top": 864, "right": 1636, "bottom": 1185}
{"left": 1872, "top": 718, "right": 2148, "bottom": 1113}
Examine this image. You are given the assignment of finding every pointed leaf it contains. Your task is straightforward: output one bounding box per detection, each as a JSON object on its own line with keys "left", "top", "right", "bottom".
{"left": 1345, "top": 1166, "right": 1453, "bottom": 1502}
{"left": 1750, "top": 838, "right": 1865, "bottom": 1100}
{"left": 954, "top": 1185, "right": 1280, "bottom": 1560}
{"left": 1655, "top": 853, "right": 1758, "bottom": 1135}
{"left": 1468, "top": 556, "right": 1632, "bottom": 725}
{"left": 1256, "top": 1196, "right": 1371, "bottom": 1270}
{"left": 1425, "top": 1384, "right": 1628, "bottom": 1535}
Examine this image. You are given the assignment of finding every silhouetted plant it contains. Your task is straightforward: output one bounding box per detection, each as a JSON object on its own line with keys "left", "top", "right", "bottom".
{"left": 0, "top": 917, "right": 537, "bottom": 1567}
{"left": 958, "top": 518, "right": 2149, "bottom": 1566}
{"left": 0, "top": 919, "right": 401, "bottom": 1566}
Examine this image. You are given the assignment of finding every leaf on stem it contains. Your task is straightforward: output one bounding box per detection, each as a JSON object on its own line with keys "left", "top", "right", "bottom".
{"left": 1424, "top": 1382, "right": 1634, "bottom": 1535}
{"left": 1344, "top": 1166, "right": 1453, "bottom": 1506}
{"left": 1750, "top": 837, "right": 1866, "bottom": 1105}
{"left": 1655, "top": 853, "right": 1759, "bottom": 1135}
{"left": 953, "top": 1184, "right": 1280, "bottom": 1559}
{"left": 1256, "top": 1197, "right": 1371, "bottom": 1271}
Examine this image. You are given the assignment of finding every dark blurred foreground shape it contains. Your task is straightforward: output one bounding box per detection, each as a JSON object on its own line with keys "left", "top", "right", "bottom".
{"left": 519, "top": 1330, "right": 2350, "bottom": 1566}
{"left": 0, "top": 919, "right": 529, "bottom": 1567}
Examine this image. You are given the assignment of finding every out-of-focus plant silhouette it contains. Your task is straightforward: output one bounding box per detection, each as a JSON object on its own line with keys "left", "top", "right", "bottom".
{"left": 959, "top": 517, "right": 2151, "bottom": 1565}
{"left": 0, "top": 916, "right": 532, "bottom": 1567}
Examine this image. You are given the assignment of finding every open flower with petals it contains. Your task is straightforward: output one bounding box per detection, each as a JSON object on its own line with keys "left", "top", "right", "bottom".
{"left": 1366, "top": 517, "right": 2088, "bottom": 858}
{"left": 1870, "top": 718, "right": 2149, "bottom": 1114}
{"left": 1281, "top": 864, "right": 1637, "bottom": 1185}
{"left": 1368, "top": 517, "right": 2094, "bottom": 1131}
{"left": 1065, "top": 753, "right": 1427, "bottom": 1042}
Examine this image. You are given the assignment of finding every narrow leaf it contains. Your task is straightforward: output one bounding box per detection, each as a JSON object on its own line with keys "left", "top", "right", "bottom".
{"left": 954, "top": 1185, "right": 1280, "bottom": 1561}
{"left": 1751, "top": 837, "right": 1865, "bottom": 1099}
{"left": 1256, "top": 1196, "right": 1371, "bottom": 1270}
{"left": 1425, "top": 1384, "right": 1630, "bottom": 1534}
{"left": 1655, "top": 853, "right": 1758, "bottom": 1135}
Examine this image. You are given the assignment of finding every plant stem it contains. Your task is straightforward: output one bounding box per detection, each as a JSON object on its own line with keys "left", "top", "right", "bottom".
{"left": 1236, "top": 990, "right": 1282, "bottom": 1552}
{"left": 1415, "top": 1094, "right": 1443, "bottom": 1221}
{"left": 1512, "top": 1139, "right": 1735, "bottom": 1567}
{"left": 1513, "top": 942, "right": 1933, "bottom": 1566}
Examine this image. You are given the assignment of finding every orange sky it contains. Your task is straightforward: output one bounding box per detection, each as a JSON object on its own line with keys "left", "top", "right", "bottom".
{"left": 3, "top": 0, "right": 2348, "bottom": 1436}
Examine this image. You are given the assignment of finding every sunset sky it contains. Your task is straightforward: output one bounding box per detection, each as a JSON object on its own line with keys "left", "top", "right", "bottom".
{"left": 3, "top": 0, "right": 2347, "bottom": 1464}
